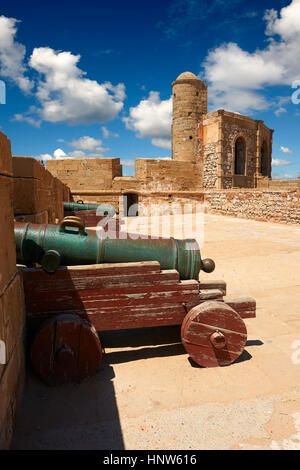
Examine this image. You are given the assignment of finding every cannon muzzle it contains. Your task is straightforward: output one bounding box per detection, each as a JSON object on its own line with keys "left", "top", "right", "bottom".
{"left": 14, "top": 219, "right": 215, "bottom": 280}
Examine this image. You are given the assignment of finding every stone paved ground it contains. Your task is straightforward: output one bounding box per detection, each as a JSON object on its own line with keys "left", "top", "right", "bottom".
{"left": 12, "top": 214, "right": 300, "bottom": 450}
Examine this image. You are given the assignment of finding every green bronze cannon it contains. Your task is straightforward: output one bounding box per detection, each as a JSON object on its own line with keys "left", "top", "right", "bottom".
{"left": 63, "top": 201, "right": 120, "bottom": 229}
{"left": 14, "top": 218, "right": 215, "bottom": 280}
{"left": 63, "top": 201, "right": 116, "bottom": 216}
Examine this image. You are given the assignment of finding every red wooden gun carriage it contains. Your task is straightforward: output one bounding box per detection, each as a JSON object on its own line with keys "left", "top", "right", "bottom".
{"left": 20, "top": 261, "right": 255, "bottom": 386}
{"left": 15, "top": 216, "right": 256, "bottom": 386}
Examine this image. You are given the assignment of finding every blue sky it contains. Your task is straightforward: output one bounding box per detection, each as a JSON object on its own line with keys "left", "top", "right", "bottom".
{"left": 0, "top": 0, "right": 299, "bottom": 178}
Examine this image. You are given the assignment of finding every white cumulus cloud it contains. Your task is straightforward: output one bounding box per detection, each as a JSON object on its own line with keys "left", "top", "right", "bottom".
{"left": 283, "top": 173, "right": 296, "bottom": 179}
{"left": 0, "top": 16, "right": 33, "bottom": 92}
{"left": 101, "top": 126, "right": 119, "bottom": 138}
{"left": 46, "top": 138, "right": 110, "bottom": 159}
{"left": 123, "top": 91, "right": 172, "bottom": 149}
{"left": 274, "top": 107, "right": 287, "bottom": 116}
{"left": 280, "top": 146, "right": 293, "bottom": 155}
{"left": 152, "top": 138, "right": 171, "bottom": 150}
{"left": 69, "top": 135, "right": 107, "bottom": 152}
{"left": 272, "top": 158, "right": 291, "bottom": 166}
{"left": 202, "top": 0, "right": 300, "bottom": 113}
{"left": 13, "top": 111, "right": 41, "bottom": 127}
{"left": 68, "top": 150, "right": 86, "bottom": 158}
{"left": 53, "top": 148, "right": 68, "bottom": 159}
{"left": 34, "top": 147, "right": 108, "bottom": 161}
{"left": 25, "top": 47, "right": 126, "bottom": 125}
{"left": 86, "top": 152, "right": 107, "bottom": 158}
{"left": 0, "top": 16, "right": 126, "bottom": 126}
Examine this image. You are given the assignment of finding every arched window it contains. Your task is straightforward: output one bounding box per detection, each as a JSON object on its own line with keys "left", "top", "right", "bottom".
{"left": 261, "top": 141, "right": 269, "bottom": 177}
{"left": 234, "top": 137, "right": 246, "bottom": 175}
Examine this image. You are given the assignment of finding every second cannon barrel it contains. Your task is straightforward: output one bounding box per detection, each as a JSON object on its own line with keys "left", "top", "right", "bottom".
{"left": 63, "top": 201, "right": 116, "bottom": 216}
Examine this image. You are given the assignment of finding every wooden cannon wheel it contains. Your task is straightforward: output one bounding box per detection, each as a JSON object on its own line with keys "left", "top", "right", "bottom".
{"left": 30, "top": 313, "right": 102, "bottom": 386}
{"left": 181, "top": 301, "right": 247, "bottom": 367}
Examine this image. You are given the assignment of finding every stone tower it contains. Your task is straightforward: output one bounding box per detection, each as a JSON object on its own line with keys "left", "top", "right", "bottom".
{"left": 172, "top": 72, "right": 207, "bottom": 162}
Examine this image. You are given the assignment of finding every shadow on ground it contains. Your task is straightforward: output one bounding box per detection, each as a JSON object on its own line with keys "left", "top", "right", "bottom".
{"left": 11, "top": 326, "right": 185, "bottom": 450}
{"left": 12, "top": 325, "right": 263, "bottom": 449}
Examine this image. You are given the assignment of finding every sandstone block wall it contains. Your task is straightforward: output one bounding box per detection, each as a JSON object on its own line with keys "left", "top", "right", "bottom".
{"left": 13, "top": 156, "right": 70, "bottom": 224}
{"left": 46, "top": 157, "right": 205, "bottom": 214}
{"left": 0, "top": 132, "right": 26, "bottom": 449}
{"left": 112, "top": 176, "right": 141, "bottom": 193}
{"left": 135, "top": 158, "right": 203, "bottom": 192}
{"left": 46, "top": 158, "right": 122, "bottom": 191}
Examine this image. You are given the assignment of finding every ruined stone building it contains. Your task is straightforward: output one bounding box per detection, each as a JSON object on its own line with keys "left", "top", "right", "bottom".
{"left": 47, "top": 72, "right": 274, "bottom": 198}
{"left": 9, "top": 72, "right": 300, "bottom": 224}
{"left": 45, "top": 71, "right": 297, "bottom": 219}
{"left": 172, "top": 71, "right": 273, "bottom": 190}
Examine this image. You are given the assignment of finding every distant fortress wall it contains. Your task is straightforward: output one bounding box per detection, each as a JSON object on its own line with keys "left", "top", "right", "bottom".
{"left": 12, "top": 156, "right": 71, "bottom": 224}
{"left": 6, "top": 69, "right": 300, "bottom": 225}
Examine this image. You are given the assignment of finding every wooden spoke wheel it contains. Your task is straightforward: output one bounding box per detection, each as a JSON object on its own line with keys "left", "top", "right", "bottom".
{"left": 31, "top": 313, "right": 102, "bottom": 386}
{"left": 181, "top": 301, "right": 247, "bottom": 367}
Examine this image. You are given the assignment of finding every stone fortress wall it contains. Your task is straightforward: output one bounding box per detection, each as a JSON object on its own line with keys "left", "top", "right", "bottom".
{"left": 4, "top": 70, "right": 298, "bottom": 226}
{"left": 45, "top": 155, "right": 300, "bottom": 224}
{"left": 0, "top": 132, "right": 26, "bottom": 449}
{"left": 206, "top": 189, "right": 300, "bottom": 225}
{"left": 0, "top": 134, "right": 72, "bottom": 449}
{"left": 45, "top": 70, "right": 299, "bottom": 225}
{"left": 13, "top": 156, "right": 70, "bottom": 224}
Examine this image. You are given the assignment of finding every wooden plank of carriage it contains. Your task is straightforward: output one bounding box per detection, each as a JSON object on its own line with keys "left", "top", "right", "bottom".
{"left": 21, "top": 262, "right": 227, "bottom": 293}
{"left": 20, "top": 262, "right": 230, "bottom": 332}
{"left": 24, "top": 279, "right": 201, "bottom": 314}
{"left": 22, "top": 269, "right": 181, "bottom": 293}
{"left": 20, "top": 261, "right": 162, "bottom": 281}
{"left": 225, "top": 298, "right": 256, "bottom": 319}
{"left": 22, "top": 264, "right": 227, "bottom": 311}
{"left": 22, "top": 261, "right": 254, "bottom": 355}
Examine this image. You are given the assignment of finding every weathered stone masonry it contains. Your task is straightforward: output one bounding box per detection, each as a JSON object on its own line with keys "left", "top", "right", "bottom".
{"left": 13, "top": 156, "right": 70, "bottom": 224}
{"left": 41, "top": 71, "right": 299, "bottom": 225}
{"left": 205, "top": 190, "right": 300, "bottom": 225}
{"left": 198, "top": 111, "right": 273, "bottom": 190}
{"left": 0, "top": 136, "right": 73, "bottom": 449}
{"left": 0, "top": 132, "right": 26, "bottom": 450}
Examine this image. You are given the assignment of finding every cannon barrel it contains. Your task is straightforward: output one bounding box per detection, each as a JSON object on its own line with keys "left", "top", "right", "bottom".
{"left": 63, "top": 201, "right": 116, "bottom": 216}
{"left": 14, "top": 219, "right": 215, "bottom": 280}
